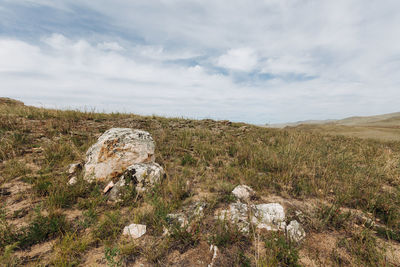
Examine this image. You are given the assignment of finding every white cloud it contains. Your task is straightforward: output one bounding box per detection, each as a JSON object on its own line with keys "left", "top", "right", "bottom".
{"left": 1, "top": 1, "right": 400, "bottom": 123}
{"left": 97, "top": 42, "right": 124, "bottom": 52}
{"left": 216, "top": 48, "right": 258, "bottom": 72}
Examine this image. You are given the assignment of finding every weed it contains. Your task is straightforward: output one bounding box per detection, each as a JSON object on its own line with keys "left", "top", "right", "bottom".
{"left": 94, "top": 211, "right": 124, "bottom": 244}
{"left": 209, "top": 219, "right": 248, "bottom": 248}
{"left": 0, "top": 206, "right": 18, "bottom": 249}
{"left": 181, "top": 153, "right": 197, "bottom": 166}
{"left": 338, "top": 229, "right": 386, "bottom": 266}
{"left": 118, "top": 240, "right": 141, "bottom": 264}
{"left": 104, "top": 247, "right": 123, "bottom": 267}
{"left": 50, "top": 232, "right": 92, "bottom": 266}
{"left": 260, "top": 232, "right": 300, "bottom": 267}
{"left": 168, "top": 222, "right": 200, "bottom": 252}
{"left": 0, "top": 242, "right": 20, "bottom": 267}
{"left": 316, "top": 204, "right": 352, "bottom": 230}
{"left": 42, "top": 140, "right": 79, "bottom": 169}
{"left": 77, "top": 207, "right": 98, "bottom": 229}
{"left": 19, "top": 209, "right": 69, "bottom": 248}
{"left": 1, "top": 159, "right": 30, "bottom": 184}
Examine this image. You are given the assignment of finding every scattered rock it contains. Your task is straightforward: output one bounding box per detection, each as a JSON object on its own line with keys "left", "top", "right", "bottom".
{"left": 163, "top": 202, "right": 207, "bottom": 235}
{"left": 123, "top": 224, "right": 147, "bottom": 239}
{"left": 286, "top": 220, "right": 306, "bottom": 242}
{"left": 167, "top": 213, "right": 189, "bottom": 228}
{"left": 208, "top": 245, "right": 219, "bottom": 267}
{"left": 232, "top": 185, "right": 254, "bottom": 201}
{"left": 122, "top": 162, "right": 165, "bottom": 193}
{"left": 108, "top": 162, "right": 165, "bottom": 201}
{"left": 252, "top": 203, "right": 286, "bottom": 231}
{"left": 108, "top": 178, "right": 127, "bottom": 202}
{"left": 68, "top": 163, "right": 82, "bottom": 174}
{"left": 186, "top": 202, "right": 206, "bottom": 219}
{"left": 84, "top": 128, "right": 155, "bottom": 182}
{"left": 67, "top": 176, "right": 77, "bottom": 186}
{"left": 103, "top": 181, "right": 114, "bottom": 194}
{"left": 216, "top": 202, "right": 304, "bottom": 237}
{"left": 216, "top": 202, "right": 250, "bottom": 232}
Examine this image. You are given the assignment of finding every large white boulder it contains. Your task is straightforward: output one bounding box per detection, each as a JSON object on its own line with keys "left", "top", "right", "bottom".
{"left": 84, "top": 128, "right": 155, "bottom": 182}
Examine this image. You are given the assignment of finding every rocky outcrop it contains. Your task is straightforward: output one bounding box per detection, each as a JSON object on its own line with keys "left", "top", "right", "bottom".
{"left": 216, "top": 201, "right": 305, "bottom": 242}
{"left": 84, "top": 128, "right": 155, "bottom": 182}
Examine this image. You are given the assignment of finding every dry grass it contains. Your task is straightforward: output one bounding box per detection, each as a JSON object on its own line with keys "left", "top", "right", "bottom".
{"left": 1, "top": 101, "right": 400, "bottom": 266}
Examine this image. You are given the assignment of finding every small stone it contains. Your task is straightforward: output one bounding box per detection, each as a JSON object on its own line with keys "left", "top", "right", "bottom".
{"left": 68, "top": 176, "right": 77, "bottom": 185}
{"left": 208, "top": 245, "right": 219, "bottom": 267}
{"left": 68, "top": 163, "right": 82, "bottom": 174}
{"left": 108, "top": 178, "right": 126, "bottom": 201}
{"left": 232, "top": 185, "right": 255, "bottom": 201}
{"left": 166, "top": 213, "right": 188, "bottom": 228}
{"left": 103, "top": 181, "right": 114, "bottom": 194}
{"left": 286, "top": 220, "right": 306, "bottom": 242}
{"left": 123, "top": 224, "right": 146, "bottom": 239}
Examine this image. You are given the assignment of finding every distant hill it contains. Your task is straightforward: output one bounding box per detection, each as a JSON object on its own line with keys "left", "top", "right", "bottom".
{"left": 268, "top": 112, "right": 400, "bottom": 141}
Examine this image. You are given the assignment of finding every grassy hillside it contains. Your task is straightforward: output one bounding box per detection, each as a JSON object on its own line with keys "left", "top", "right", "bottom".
{"left": 1, "top": 100, "right": 400, "bottom": 266}
{"left": 276, "top": 112, "right": 400, "bottom": 142}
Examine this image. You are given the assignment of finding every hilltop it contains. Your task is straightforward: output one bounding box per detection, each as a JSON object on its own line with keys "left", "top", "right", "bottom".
{"left": 1, "top": 99, "right": 400, "bottom": 266}
{"left": 269, "top": 112, "right": 400, "bottom": 142}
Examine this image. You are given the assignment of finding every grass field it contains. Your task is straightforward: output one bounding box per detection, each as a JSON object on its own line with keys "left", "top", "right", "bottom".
{"left": 1, "top": 99, "right": 400, "bottom": 266}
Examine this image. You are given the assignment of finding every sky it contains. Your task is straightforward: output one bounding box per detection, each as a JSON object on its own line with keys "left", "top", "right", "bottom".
{"left": 0, "top": 0, "right": 400, "bottom": 124}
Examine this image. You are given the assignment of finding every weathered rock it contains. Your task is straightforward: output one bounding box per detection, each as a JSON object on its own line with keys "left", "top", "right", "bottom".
{"left": 84, "top": 128, "right": 155, "bottom": 182}
{"left": 163, "top": 202, "right": 207, "bottom": 236}
{"left": 286, "top": 220, "right": 306, "bottom": 242}
{"left": 123, "top": 224, "right": 146, "bottom": 239}
{"left": 186, "top": 202, "right": 207, "bottom": 219}
{"left": 122, "top": 162, "right": 165, "bottom": 193}
{"left": 108, "top": 162, "right": 165, "bottom": 201}
{"left": 251, "top": 203, "right": 286, "bottom": 231}
{"left": 68, "top": 163, "right": 82, "bottom": 174}
{"left": 216, "top": 202, "right": 250, "bottom": 232}
{"left": 217, "top": 202, "right": 288, "bottom": 233}
{"left": 108, "top": 178, "right": 127, "bottom": 202}
{"left": 232, "top": 185, "right": 254, "bottom": 201}
{"left": 68, "top": 176, "right": 77, "bottom": 185}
